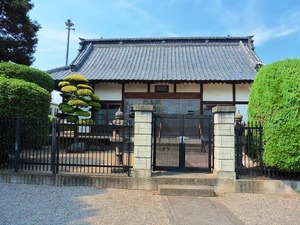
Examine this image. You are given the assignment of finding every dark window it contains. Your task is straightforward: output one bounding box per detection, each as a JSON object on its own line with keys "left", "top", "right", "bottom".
{"left": 155, "top": 85, "right": 169, "bottom": 92}
{"left": 125, "top": 99, "right": 200, "bottom": 115}
{"left": 95, "top": 103, "right": 122, "bottom": 124}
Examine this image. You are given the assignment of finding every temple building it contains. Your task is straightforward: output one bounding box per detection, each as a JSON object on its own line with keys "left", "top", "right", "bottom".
{"left": 48, "top": 36, "right": 262, "bottom": 123}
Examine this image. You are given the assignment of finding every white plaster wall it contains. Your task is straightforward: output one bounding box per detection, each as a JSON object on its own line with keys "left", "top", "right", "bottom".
{"left": 125, "top": 83, "right": 148, "bottom": 92}
{"left": 95, "top": 83, "right": 122, "bottom": 101}
{"left": 150, "top": 83, "right": 174, "bottom": 92}
{"left": 203, "top": 84, "right": 233, "bottom": 101}
{"left": 176, "top": 83, "right": 200, "bottom": 92}
{"left": 236, "top": 84, "right": 251, "bottom": 101}
{"left": 50, "top": 103, "right": 59, "bottom": 116}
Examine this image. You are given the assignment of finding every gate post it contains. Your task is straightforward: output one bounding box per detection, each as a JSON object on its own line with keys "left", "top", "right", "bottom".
{"left": 212, "top": 106, "right": 236, "bottom": 180}
{"left": 132, "top": 105, "right": 154, "bottom": 178}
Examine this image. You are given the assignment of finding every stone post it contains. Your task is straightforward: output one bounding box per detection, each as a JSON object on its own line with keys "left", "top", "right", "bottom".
{"left": 132, "top": 105, "right": 154, "bottom": 178}
{"left": 212, "top": 106, "right": 236, "bottom": 180}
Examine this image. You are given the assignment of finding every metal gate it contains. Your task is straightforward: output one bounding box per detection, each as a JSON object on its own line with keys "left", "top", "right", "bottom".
{"left": 152, "top": 114, "right": 213, "bottom": 172}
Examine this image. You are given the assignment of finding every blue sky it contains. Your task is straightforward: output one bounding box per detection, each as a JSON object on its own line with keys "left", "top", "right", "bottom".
{"left": 30, "top": 0, "right": 300, "bottom": 71}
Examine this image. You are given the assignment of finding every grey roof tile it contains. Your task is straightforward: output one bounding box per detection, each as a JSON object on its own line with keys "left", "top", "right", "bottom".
{"left": 48, "top": 36, "right": 263, "bottom": 83}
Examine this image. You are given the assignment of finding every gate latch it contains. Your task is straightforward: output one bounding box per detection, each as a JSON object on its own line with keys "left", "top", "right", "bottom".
{"left": 177, "top": 136, "right": 189, "bottom": 143}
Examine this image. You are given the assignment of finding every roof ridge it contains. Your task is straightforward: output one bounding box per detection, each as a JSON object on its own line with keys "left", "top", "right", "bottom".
{"left": 71, "top": 43, "right": 93, "bottom": 70}
{"left": 46, "top": 65, "right": 70, "bottom": 74}
{"left": 80, "top": 35, "right": 253, "bottom": 41}
{"left": 92, "top": 42, "right": 239, "bottom": 47}
{"left": 238, "top": 41, "right": 262, "bottom": 71}
{"left": 79, "top": 36, "right": 254, "bottom": 46}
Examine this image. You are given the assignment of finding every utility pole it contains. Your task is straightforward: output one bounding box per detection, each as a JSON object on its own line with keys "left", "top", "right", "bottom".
{"left": 65, "top": 19, "right": 75, "bottom": 66}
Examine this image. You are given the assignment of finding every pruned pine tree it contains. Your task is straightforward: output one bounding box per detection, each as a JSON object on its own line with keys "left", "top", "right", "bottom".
{"left": 58, "top": 74, "right": 101, "bottom": 126}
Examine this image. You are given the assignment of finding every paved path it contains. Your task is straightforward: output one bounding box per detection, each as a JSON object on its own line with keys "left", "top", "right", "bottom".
{"left": 0, "top": 183, "right": 299, "bottom": 225}
{"left": 164, "top": 196, "right": 243, "bottom": 225}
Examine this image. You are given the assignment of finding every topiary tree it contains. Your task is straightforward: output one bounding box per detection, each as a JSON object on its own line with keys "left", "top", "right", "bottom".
{"left": 57, "top": 73, "right": 101, "bottom": 131}
{"left": 248, "top": 59, "right": 300, "bottom": 172}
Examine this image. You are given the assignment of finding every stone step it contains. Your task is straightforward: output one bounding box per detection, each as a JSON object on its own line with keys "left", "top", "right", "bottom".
{"left": 153, "top": 173, "right": 217, "bottom": 187}
{"left": 155, "top": 177, "right": 217, "bottom": 186}
{"left": 158, "top": 184, "right": 216, "bottom": 197}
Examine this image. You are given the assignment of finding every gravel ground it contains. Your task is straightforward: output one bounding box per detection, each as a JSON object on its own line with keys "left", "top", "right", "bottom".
{"left": 215, "top": 193, "right": 300, "bottom": 225}
{"left": 0, "top": 183, "right": 169, "bottom": 225}
{"left": 0, "top": 182, "right": 299, "bottom": 225}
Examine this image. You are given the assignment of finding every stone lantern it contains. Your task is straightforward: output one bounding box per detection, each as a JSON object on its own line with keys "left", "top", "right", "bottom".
{"left": 111, "top": 108, "right": 125, "bottom": 172}
{"left": 234, "top": 111, "right": 243, "bottom": 124}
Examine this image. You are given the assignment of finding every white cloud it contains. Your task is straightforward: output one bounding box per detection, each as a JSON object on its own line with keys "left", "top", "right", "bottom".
{"left": 33, "top": 26, "right": 95, "bottom": 69}
{"left": 252, "top": 9, "right": 300, "bottom": 45}
{"left": 114, "top": 0, "right": 171, "bottom": 37}
{"left": 38, "top": 26, "right": 87, "bottom": 45}
{"left": 36, "top": 26, "right": 94, "bottom": 53}
{"left": 253, "top": 25, "right": 299, "bottom": 46}
{"left": 116, "top": 0, "right": 152, "bottom": 21}
{"left": 214, "top": 1, "right": 300, "bottom": 46}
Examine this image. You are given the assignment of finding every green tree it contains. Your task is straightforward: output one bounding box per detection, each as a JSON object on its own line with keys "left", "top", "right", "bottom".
{"left": 58, "top": 73, "right": 101, "bottom": 125}
{"left": 0, "top": 0, "right": 41, "bottom": 66}
{"left": 248, "top": 59, "right": 300, "bottom": 171}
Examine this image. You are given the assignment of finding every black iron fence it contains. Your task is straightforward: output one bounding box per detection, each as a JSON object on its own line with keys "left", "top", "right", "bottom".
{"left": 0, "top": 118, "right": 133, "bottom": 176}
{"left": 235, "top": 122, "right": 300, "bottom": 180}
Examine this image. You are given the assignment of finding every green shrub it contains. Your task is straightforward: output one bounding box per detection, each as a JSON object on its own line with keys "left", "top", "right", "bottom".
{"left": 244, "top": 127, "right": 263, "bottom": 164}
{"left": 248, "top": 59, "right": 300, "bottom": 171}
{"left": 0, "top": 62, "right": 54, "bottom": 92}
{"left": 0, "top": 76, "right": 51, "bottom": 154}
{"left": 0, "top": 76, "right": 51, "bottom": 118}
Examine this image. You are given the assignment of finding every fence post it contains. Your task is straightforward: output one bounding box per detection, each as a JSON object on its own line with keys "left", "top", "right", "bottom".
{"left": 14, "top": 118, "right": 21, "bottom": 172}
{"left": 55, "top": 119, "right": 61, "bottom": 174}
{"left": 51, "top": 119, "right": 57, "bottom": 174}
{"left": 212, "top": 106, "right": 236, "bottom": 192}
{"left": 234, "top": 113, "right": 245, "bottom": 178}
{"left": 132, "top": 105, "right": 154, "bottom": 178}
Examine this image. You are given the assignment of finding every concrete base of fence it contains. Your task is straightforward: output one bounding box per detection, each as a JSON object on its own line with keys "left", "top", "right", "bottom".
{"left": 215, "top": 179, "right": 236, "bottom": 193}
{"left": 235, "top": 180, "right": 300, "bottom": 194}
{"left": 0, "top": 170, "right": 156, "bottom": 190}
{"left": 1, "top": 170, "right": 299, "bottom": 194}
{"left": 132, "top": 169, "right": 152, "bottom": 179}
{"left": 215, "top": 179, "right": 300, "bottom": 194}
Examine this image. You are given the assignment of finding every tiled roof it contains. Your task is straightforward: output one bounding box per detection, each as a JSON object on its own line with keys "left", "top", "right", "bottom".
{"left": 48, "top": 36, "right": 262, "bottom": 83}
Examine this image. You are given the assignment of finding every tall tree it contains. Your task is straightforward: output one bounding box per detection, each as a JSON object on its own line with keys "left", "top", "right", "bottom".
{"left": 0, "top": 0, "right": 40, "bottom": 66}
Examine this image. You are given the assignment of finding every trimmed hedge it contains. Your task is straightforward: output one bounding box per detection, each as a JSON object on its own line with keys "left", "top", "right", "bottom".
{"left": 0, "top": 62, "right": 54, "bottom": 92}
{"left": 0, "top": 76, "right": 51, "bottom": 119}
{"left": 248, "top": 59, "right": 300, "bottom": 171}
{"left": 0, "top": 76, "right": 51, "bottom": 155}
{"left": 0, "top": 63, "right": 53, "bottom": 160}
